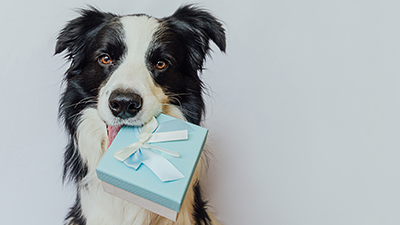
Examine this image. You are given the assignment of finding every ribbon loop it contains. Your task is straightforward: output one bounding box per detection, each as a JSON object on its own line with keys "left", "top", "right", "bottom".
{"left": 113, "top": 142, "right": 142, "bottom": 161}
{"left": 112, "top": 116, "right": 188, "bottom": 182}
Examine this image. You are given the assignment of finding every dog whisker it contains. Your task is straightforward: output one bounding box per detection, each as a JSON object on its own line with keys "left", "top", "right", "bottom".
{"left": 63, "top": 96, "right": 97, "bottom": 109}
{"left": 161, "top": 103, "right": 198, "bottom": 119}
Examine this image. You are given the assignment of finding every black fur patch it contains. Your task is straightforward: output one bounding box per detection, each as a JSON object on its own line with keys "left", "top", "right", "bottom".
{"left": 65, "top": 192, "right": 86, "bottom": 225}
{"left": 192, "top": 181, "right": 212, "bottom": 225}
{"left": 56, "top": 8, "right": 125, "bottom": 184}
{"left": 151, "top": 5, "right": 226, "bottom": 124}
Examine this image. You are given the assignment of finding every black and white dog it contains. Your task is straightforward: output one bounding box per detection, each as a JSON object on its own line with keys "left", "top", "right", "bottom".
{"left": 55, "top": 5, "right": 225, "bottom": 225}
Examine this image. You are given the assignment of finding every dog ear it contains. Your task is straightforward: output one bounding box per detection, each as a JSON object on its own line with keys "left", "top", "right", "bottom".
{"left": 55, "top": 7, "right": 115, "bottom": 59}
{"left": 164, "top": 5, "right": 226, "bottom": 71}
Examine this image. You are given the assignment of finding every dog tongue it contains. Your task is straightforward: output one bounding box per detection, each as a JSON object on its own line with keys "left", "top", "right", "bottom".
{"left": 107, "top": 125, "right": 123, "bottom": 147}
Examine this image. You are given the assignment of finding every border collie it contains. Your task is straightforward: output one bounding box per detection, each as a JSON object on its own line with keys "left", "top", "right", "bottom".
{"left": 55, "top": 5, "right": 225, "bottom": 225}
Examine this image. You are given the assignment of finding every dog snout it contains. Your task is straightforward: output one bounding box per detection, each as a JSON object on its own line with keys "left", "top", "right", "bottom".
{"left": 108, "top": 90, "right": 142, "bottom": 119}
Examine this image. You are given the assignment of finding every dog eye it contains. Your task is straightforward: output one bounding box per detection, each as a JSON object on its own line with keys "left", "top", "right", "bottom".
{"left": 98, "top": 55, "right": 113, "bottom": 66}
{"left": 155, "top": 61, "right": 168, "bottom": 70}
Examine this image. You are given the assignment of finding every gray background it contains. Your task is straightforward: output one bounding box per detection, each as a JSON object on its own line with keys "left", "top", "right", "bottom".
{"left": 1, "top": 0, "right": 399, "bottom": 224}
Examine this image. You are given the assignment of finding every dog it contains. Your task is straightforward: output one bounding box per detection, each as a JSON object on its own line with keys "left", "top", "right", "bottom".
{"left": 55, "top": 5, "right": 225, "bottom": 225}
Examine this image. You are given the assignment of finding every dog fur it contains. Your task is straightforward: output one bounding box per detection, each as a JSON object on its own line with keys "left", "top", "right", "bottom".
{"left": 55, "top": 5, "right": 225, "bottom": 225}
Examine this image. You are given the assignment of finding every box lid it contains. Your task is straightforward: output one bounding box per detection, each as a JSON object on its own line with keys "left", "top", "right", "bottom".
{"left": 96, "top": 114, "right": 208, "bottom": 212}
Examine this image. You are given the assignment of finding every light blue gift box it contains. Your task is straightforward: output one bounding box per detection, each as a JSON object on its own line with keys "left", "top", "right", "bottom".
{"left": 96, "top": 114, "right": 208, "bottom": 221}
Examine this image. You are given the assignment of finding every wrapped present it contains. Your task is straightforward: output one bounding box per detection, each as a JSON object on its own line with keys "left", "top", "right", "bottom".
{"left": 96, "top": 114, "right": 208, "bottom": 221}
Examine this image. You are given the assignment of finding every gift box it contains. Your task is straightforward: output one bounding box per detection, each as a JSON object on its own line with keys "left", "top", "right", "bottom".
{"left": 96, "top": 114, "right": 208, "bottom": 221}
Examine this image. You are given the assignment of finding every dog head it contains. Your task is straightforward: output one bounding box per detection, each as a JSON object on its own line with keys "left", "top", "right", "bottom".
{"left": 56, "top": 5, "right": 226, "bottom": 128}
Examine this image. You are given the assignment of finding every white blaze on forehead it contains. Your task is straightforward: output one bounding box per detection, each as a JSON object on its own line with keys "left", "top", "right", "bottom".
{"left": 121, "top": 16, "right": 159, "bottom": 64}
{"left": 106, "top": 16, "right": 160, "bottom": 90}
{"left": 98, "top": 16, "right": 167, "bottom": 126}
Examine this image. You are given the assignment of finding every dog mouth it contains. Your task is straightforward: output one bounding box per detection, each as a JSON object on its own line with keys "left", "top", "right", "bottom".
{"left": 105, "top": 114, "right": 154, "bottom": 147}
{"left": 107, "top": 124, "right": 123, "bottom": 147}
{"left": 105, "top": 111, "right": 159, "bottom": 147}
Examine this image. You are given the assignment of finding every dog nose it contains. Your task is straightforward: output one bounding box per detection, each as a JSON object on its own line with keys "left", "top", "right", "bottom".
{"left": 108, "top": 90, "right": 142, "bottom": 119}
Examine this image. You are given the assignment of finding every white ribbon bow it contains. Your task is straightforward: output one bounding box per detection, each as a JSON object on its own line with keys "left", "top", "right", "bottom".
{"left": 113, "top": 116, "right": 188, "bottom": 182}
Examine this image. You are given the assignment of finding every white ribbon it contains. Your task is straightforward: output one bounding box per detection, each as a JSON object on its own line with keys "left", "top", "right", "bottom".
{"left": 113, "top": 116, "right": 188, "bottom": 182}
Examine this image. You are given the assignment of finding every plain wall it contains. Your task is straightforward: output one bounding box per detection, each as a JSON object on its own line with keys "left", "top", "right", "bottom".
{"left": 1, "top": 0, "right": 400, "bottom": 224}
